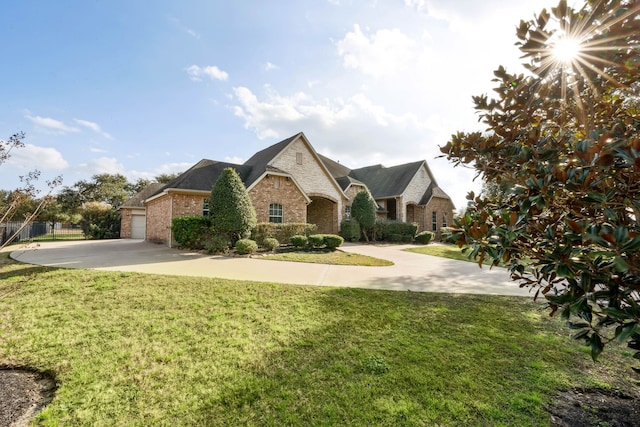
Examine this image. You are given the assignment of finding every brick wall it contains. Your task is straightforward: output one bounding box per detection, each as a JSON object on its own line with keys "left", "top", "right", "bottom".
{"left": 120, "top": 208, "right": 133, "bottom": 238}
{"left": 425, "top": 196, "right": 455, "bottom": 240}
{"left": 249, "top": 175, "right": 307, "bottom": 223}
{"left": 308, "top": 197, "right": 338, "bottom": 233}
{"left": 145, "top": 195, "right": 172, "bottom": 243}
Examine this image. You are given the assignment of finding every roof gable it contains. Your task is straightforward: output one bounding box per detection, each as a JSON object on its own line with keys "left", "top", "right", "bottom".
{"left": 349, "top": 161, "right": 424, "bottom": 199}
{"left": 120, "top": 182, "right": 165, "bottom": 208}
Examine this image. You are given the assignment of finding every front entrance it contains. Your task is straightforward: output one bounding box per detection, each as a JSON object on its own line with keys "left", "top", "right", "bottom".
{"left": 307, "top": 196, "right": 337, "bottom": 234}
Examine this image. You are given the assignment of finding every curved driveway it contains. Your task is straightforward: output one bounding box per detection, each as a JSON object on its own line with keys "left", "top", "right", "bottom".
{"left": 10, "top": 239, "right": 532, "bottom": 297}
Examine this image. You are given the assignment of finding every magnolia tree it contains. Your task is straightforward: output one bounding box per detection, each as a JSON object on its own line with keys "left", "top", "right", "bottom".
{"left": 209, "top": 168, "right": 257, "bottom": 245}
{"left": 351, "top": 191, "right": 377, "bottom": 242}
{"left": 0, "top": 132, "right": 62, "bottom": 249}
{"left": 440, "top": 0, "right": 640, "bottom": 366}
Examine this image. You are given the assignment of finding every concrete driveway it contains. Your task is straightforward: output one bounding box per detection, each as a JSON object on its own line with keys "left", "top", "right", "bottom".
{"left": 9, "top": 239, "right": 533, "bottom": 297}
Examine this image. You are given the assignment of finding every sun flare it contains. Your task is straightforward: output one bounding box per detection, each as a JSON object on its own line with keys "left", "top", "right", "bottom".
{"left": 552, "top": 36, "right": 582, "bottom": 64}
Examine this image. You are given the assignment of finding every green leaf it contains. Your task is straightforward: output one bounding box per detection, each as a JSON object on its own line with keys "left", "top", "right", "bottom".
{"left": 567, "top": 321, "right": 590, "bottom": 329}
{"left": 613, "top": 256, "right": 629, "bottom": 273}
{"left": 616, "top": 323, "right": 638, "bottom": 344}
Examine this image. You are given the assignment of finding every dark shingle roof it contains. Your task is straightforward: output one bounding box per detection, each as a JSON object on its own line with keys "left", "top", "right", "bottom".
{"left": 349, "top": 161, "right": 424, "bottom": 199}
{"left": 243, "top": 133, "right": 302, "bottom": 185}
{"left": 158, "top": 159, "right": 253, "bottom": 193}
{"left": 121, "top": 182, "right": 165, "bottom": 208}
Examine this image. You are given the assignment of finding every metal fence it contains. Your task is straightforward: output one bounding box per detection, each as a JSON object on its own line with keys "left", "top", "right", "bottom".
{"left": 0, "top": 222, "right": 84, "bottom": 246}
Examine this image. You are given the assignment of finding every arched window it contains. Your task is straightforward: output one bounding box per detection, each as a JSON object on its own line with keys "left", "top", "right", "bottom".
{"left": 269, "top": 203, "right": 283, "bottom": 223}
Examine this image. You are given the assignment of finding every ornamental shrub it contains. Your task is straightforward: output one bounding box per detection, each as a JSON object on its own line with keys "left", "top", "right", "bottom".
{"left": 262, "top": 237, "right": 279, "bottom": 251}
{"left": 290, "top": 235, "right": 308, "bottom": 248}
{"left": 171, "top": 215, "right": 212, "bottom": 249}
{"left": 235, "top": 238, "right": 258, "bottom": 255}
{"left": 415, "top": 231, "right": 434, "bottom": 245}
{"left": 252, "top": 222, "right": 316, "bottom": 245}
{"left": 340, "top": 220, "right": 361, "bottom": 242}
{"left": 323, "top": 234, "right": 344, "bottom": 250}
{"left": 205, "top": 233, "right": 230, "bottom": 254}
{"left": 210, "top": 168, "right": 257, "bottom": 244}
{"left": 374, "top": 220, "right": 418, "bottom": 242}
{"left": 308, "top": 234, "right": 325, "bottom": 248}
{"left": 351, "top": 191, "right": 377, "bottom": 242}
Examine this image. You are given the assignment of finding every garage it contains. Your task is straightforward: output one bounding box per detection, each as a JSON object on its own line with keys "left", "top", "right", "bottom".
{"left": 131, "top": 214, "right": 146, "bottom": 239}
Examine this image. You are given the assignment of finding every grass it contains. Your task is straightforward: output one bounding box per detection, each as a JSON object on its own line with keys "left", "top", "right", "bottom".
{"left": 0, "top": 250, "right": 635, "bottom": 426}
{"left": 405, "top": 243, "right": 491, "bottom": 265}
{"left": 261, "top": 249, "right": 393, "bottom": 266}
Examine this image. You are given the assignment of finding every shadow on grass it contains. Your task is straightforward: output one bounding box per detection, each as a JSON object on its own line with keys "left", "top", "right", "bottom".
{"left": 192, "top": 287, "right": 576, "bottom": 426}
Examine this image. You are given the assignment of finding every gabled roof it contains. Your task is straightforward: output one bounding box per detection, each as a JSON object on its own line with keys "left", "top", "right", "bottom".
{"left": 120, "top": 182, "right": 165, "bottom": 208}
{"left": 157, "top": 159, "right": 253, "bottom": 193}
{"left": 243, "top": 133, "right": 302, "bottom": 186}
{"left": 349, "top": 161, "right": 425, "bottom": 199}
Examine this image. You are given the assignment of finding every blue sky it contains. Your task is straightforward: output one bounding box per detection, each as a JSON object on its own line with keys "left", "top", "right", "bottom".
{"left": 1, "top": 0, "right": 560, "bottom": 209}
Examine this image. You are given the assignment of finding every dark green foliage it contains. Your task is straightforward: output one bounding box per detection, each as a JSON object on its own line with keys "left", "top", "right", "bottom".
{"left": 323, "top": 234, "right": 344, "bottom": 250}
{"left": 79, "top": 202, "right": 120, "bottom": 239}
{"left": 308, "top": 234, "right": 325, "bottom": 248}
{"left": 251, "top": 222, "right": 316, "bottom": 245}
{"left": 290, "top": 235, "right": 308, "bottom": 248}
{"left": 351, "top": 192, "right": 377, "bottom": 242}
{"left": 440, "top": 0, "right": 640, "bottom": 364}
{"left": 205, "top": 233, "right": 230, "bottom": 254}
{"left": 340, "top": 220, "right": 361, "bottom": 242}
{"left": 374, "top": 220, "right": 418, "bottom": 242}
{"left": 262, "top": 237, "right": 279, "bottom": 251}
{"left": 235, "top": 238, "right": 258, "bottom": 255}
{"left": 210, "top": 168, "right": 257, "bottom": 244}
{"left": 171, "top": 216, "right": 212, "bottom": 249}
{"left": 415, "top": 231, "right": 434, "bottom": 245}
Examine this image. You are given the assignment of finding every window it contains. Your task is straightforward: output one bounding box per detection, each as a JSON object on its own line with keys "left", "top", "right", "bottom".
{"left": 345, "top": 206, "right": 351, "bottom": 220}
{"left": 203, "top": 199, "right": 210, "bottom": 217}
{"left": 442, "top": 213, "right": 448, "bottom": 228}
{"left": 269, "top": 203, "right": 283, "bottom": 223}
{"left": 432, "top": 211, "right": 438, "bottom": 232}
{"left": 296, "top": 152, "right": 303, "bottom": 165}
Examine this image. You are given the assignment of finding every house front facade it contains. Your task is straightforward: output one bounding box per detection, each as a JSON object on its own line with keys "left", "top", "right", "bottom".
{"left": 121, "top": 132, "right": 455, "bottom": 246}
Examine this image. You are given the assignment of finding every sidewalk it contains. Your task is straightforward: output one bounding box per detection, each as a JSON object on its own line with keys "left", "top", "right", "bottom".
{"left": 9, "top": 239, "right": 533, "bottom": 297}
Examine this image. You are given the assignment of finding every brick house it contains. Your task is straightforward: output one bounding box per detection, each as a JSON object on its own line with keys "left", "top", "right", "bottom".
{"left": 120, "top": 132, "right": 455, "bottom": 245}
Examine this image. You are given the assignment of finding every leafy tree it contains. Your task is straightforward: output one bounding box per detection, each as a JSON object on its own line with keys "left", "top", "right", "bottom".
{"left": 440, "top": 0, "right": 640, "bottom": 365}
{"left": 0, "top": 132, "right": 62, "bottom": 248}
{"left": 74, "top": 173, "right": 134, "bottom": 208}
{"left": 351, "top": 191, "right": 377, "bottom": 242}
{"left": 155, "top": 172, "right": 181, "bottom": 184}
{"left": 209, "top": 168, "right": 257, "bottom": 245}
{"left": 79, "top": 201, "right": 120, "bottom": 239}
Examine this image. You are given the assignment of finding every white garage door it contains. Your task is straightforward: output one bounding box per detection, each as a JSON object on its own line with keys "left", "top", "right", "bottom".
{"left": 131, "top": 214, "right": 146, "bottom": 239}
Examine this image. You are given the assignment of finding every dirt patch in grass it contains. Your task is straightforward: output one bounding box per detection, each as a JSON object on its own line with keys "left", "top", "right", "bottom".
{"left": 0, "top": 366, "right": 56, "bottom": 427}
{"left": 548, "top": 388, "right": 640, "bottom": 426}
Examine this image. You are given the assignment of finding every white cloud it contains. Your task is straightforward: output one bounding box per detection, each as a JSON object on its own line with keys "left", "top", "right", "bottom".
{"left": 74, "top": 119, "right": 113, "bottom": 139}
{"left": 336, "top": 25, "right": 418, "bottom": 78}
{"left": 186, "top": 65, "right": 229, "bottom": 82}
{"left": 79, "top": 157, "right": 126, "bottom": 175}
{"left": 89, "top": 147, "right": 108, "bottom": 153}
{"left": 8, "top": 144, "right": 69, "bottom": 170}
{"left": 26, "top": 115, "right": 80, "bottom": 134}
{"left": 231, "top": 84, "right": 479, "bottom": 210}
{"left": 264, "top": 62, "right": 279, "bottom": 71}
{"left": 224, "top": 156, "right": 244, "bottom": 164}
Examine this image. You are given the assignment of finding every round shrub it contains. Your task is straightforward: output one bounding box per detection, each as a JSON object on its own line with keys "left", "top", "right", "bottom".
{"left": 235, "top": 239, "right": 258, "bottom": 255}
{"left": 290, "top": 235, "right": 308, "bottom": 249}
{"left": 415, "top": 231, "right": 434, "bottom": 244}
{"left": 262, "top": 237, "right": 280, "bottom": 252}
{"left": 308, "top": 234, "right": 325, "bottom": 248}
{"left": 323, "top": 234, "right": 344, "bottom": 249}
{"left": 388, "top": 233, "right": 403, "bottom": 243}
{"left": 340, "top": 220, "right": 361, "bottom": 242}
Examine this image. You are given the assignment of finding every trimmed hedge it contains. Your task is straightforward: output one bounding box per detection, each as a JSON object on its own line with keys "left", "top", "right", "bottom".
{"left": 262, "top": 237, "right": 280, "bottom": 251}
{"left": 323, "top": 234, "right": 344, "bottom": 249}
{"left": 235, "top": 239, "right": 258, "bottom": 255}
{"left": 415, "top": 231, "right": 434, "bottom": 244}
{"left": 340, "top": 220, "right": 361, "bottom": 242}
{"left": 308, "top": 234, "right": 325, "bottom": 248}
{"left": 171, "top": 216, "right": 213, "bottom": 249}
{"left": 374, "top": 220, "right": 417, "bottom": 242}
{"left": 290, "top": 235, "right": 308, "bottom": 248}
{"left": 252, "top": 222, "right": 317, "bottom": 245}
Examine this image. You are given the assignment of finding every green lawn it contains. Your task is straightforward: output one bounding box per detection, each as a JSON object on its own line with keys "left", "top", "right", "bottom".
{"left": 405, "top": 243, "right": 490, "bottom": 265}
{"left": 0, "top": 251, "right": 633, "bottom": 426}
{"left": 262, "top": 250, "right": 393, "bottom": 266}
